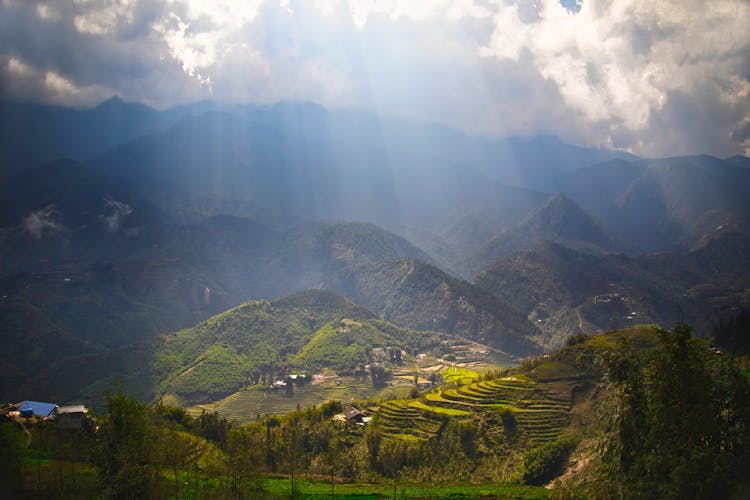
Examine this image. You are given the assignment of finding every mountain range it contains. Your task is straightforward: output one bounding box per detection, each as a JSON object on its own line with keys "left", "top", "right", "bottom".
{"left": 1, "top": 97, "right": 748, "bottom": 403}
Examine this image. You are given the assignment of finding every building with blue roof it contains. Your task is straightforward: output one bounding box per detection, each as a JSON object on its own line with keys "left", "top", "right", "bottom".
{"left": 18, "top": 400, "right": 58, "bottom": 418}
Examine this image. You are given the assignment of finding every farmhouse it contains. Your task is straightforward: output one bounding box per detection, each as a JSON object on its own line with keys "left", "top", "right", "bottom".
{"left": 16, "top": 400, "right": 57, "bottom": 419}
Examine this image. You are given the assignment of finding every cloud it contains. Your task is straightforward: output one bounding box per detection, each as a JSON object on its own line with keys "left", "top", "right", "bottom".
{"left": 478, "top": 0, "right": 750, "bottom": 155}
{"left": 0, "top": 0, "right": 748, "bottom": 156}
{"left": 152, "top": 0, "right": 266, "bottom": 90}
{"left": 22, "top": 206, "right": 64, "bottom": 239}
{"left": 100, "top": 196, "right": 133, "bottom": 232}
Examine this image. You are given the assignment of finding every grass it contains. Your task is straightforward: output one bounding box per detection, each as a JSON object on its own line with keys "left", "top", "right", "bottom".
{"left": 408, "top": 400, "right": 471, "bottom": 416}
{"left": 260, "top": 478, "right": 550, "bottom": 499}
{"left": 441, "top": 366, "right": 480, "bottom": 383}
{"left": 202, "top": 378, "right": 390, "bottom": 421}
{"left": 531, "top": 360, "right": 580, "bottom": 380}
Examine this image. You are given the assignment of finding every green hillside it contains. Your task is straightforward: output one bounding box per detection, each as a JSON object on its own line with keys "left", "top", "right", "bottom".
{"left": 367, "top": 321, "right": 636, "bottom": 448}
{"left": 152, "top": 289, "right": 441, "bottom": 404}
{"left": 344, "top": 259, "right": 542, "bottom": 356}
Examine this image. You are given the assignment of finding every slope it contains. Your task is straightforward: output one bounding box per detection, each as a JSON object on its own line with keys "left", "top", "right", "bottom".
{"left": 474, "top": 233, "right": 750, "bottom": 348}
{"left": 0, "top": 97, "right": 188, "bottom": 180}
{"left": 0, "top": 158, "right": 166, "bottom": 271}
{"left": 341, "top": 259, "right": 542, "bottom": 356}
{"left": 555, "top": 155, "right": 750, "bottom": 251}
{"left": 151, "top": 289, "right": 440, "bottom": 404}
{"left": 464, "top": 194, "right": 623, "bottom": 275}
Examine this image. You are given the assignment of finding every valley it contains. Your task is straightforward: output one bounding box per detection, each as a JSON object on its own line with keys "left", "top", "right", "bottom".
{"left": 1, "top": 99, "right": 748, "bottom": 497}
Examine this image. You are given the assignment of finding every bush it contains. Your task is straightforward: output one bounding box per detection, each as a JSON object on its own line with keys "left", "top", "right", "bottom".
{"left": 522, "top": 437, "right": 577, "bottom": 486}
{"left": 500, "top": 409, "right": 517, "bottom": 436}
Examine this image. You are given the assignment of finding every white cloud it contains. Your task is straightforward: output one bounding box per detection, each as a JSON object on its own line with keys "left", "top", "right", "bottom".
{"left": 478, "top": 0, "right": 750, "bottom": 154}
{"left": 22, "top": 206, "right": 63, "bottom": 239}
{"left": 100, "top": 196, "right": 133, "bottom": 232}
{"left": 153, "top": 0, "right": 265, "bottom": 88}
{"left": 154, "top": 12, "right": 215, "bottom": 87}
{"left": 8, "top": 56, "right": 32, "bottom": 77}
{"left": 2, "top": 54, "right": 113, "bottom": 107}
{"left": 45, "top": 71, "right": 79, "bottom": 95}
{"left": 36, "top": 3, "right": 60, "bottom": 21}
{"left": 73, "top": 0, "right": 136, "bottom": 35}
{"left": 341, "top": 0, "right": 492, "bottom": 28}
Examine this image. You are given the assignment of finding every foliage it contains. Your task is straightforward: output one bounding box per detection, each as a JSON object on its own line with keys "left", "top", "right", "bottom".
{"left": 595, "top": 324, "right": 750, "bottom": 499}
{"left": 152, "top": 290, "right": 438, "bottom": 403}
{"left": 0, "top": 421, "right": 27, "bottom": 493}
{"left": 292, "top": 321, "right": 394, "bottom": 372}
{"left": 522, "top": 438, "right": 577, "bottom": 486}
{"left": 95, "top": 393, "right": 159, "bottom": 498}
{"left": 9, "top": 323, "right": 748, "bottom": 498}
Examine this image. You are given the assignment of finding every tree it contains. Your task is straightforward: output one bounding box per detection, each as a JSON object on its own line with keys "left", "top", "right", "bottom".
{"left": 0, "top": 422, "right": 27, "bottom": 494}
{"left": 370, "top": 364, "right": 389, "bottom": 387}
{"left": 597, "top": 324, "right": 750, "bottom": 499}
{"left": 95, "top": 394, "right": 158, "bottom": 498}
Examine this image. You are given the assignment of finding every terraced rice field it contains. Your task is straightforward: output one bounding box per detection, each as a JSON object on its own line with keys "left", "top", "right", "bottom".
{"left": 208, "top": 379, "right": 388, "bottom": 421}
{"left": 375, "top": 400, "right": 446, "bottom": 441}
{"left": 377, "top": 375, "right": 573, "bottom": 445}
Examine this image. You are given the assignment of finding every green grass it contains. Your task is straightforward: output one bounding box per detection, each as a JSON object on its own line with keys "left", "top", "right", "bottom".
{"left": 531, "top": 360, "right": 581, "bottom": 380}
{"left": 206, "top": 379, "right": 389, "bottom": 421}
{"left": 260, "top": 478, "right": 550, "bottom": 499}
{"left": 408, "top": 400, "right": 471, "bottom": 416}
{"left": 441, "top": 366, "right": 480, "bottom": 383}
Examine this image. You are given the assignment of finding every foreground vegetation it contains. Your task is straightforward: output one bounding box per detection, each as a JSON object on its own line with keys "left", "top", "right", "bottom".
{"left": 2, "top": 324, "right": 748, "bottom": 498}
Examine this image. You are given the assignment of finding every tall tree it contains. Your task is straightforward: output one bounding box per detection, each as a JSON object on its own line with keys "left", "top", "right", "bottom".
{"left": 95, "top": 394, "right": 158, "bottom": 498}
{"left": 597, "top": 325, "right": 750, "bottom": 499}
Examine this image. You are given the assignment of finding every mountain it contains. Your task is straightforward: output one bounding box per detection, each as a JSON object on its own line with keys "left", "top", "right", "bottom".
{"left": 472, "top": 135, "right": 638, "bottom": 189}
{"left": 250, "top": 221, "right": 435, "bottom": 296}
{"left": 404, "top": 184, "right": 550, "bottom": 272}
{"left": 463, "top": 194, "right": 623, "bottom": 275}
{"left": 214, "top": 221, "right": 540, "bottom": 355}
{"left": 224, "top": 221, "right": 541, "bottom": 355}
{"left": 0, "top": 158, "right": 167, "bottom": 271}
{"left": 0, "top": 291, "right": 104, "bottom": 401}
{"left": 555, "top": 155, "right": 750, "bottom": 251}
{"left": 82, "top": 104, "right": 632, "bottom": 234}
{"left": 474, "top": 233, "right": 750, "bottom": 348}
{"left": 0, "top": 97, "right": 191, "bottom": 180}
{"left": 337, "top": 259, "right": 541, "bottom": 355}
{"left": 150, "top": 289, "right": 439, "bottom": 404}
{"left": 3, "top": 99, "right": 747, "bottom": 407}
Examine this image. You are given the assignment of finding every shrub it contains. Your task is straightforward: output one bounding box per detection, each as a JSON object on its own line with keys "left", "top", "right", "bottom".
{"left": 522, "top": 437, "right": 577, "bottom": 486}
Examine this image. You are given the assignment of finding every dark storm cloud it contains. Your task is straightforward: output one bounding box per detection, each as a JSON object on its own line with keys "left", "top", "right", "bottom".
{"left": 1, "top": 0, "right": 748, "bottom": 156}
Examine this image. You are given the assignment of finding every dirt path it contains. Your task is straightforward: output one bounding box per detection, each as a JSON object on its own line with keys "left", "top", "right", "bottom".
{"left": 19, "top": 419, "right": 32, "bottom": 447}
{"left": 172, "top": 359, "right": 206, "bottom": 385}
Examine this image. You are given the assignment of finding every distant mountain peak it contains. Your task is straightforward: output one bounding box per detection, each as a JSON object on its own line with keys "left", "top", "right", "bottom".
{"left": 98, "top": 95, "right": 124, "bottom": 106}
{"left": 517, "top": 193, "right": 614, "bottom": 240}
{"left": 93, "top": 95, "right": 154, "bottom": 113}
{"left": 463, "top": 192, "right": 623, "bottom": 275}
{"left": 534, "top": 192, "right": 579, "bottom": 212}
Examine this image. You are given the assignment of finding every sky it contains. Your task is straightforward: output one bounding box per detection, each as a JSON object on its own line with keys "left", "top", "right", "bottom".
{"left": 1, "top": 0, "right": 749, "bottom": 157}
